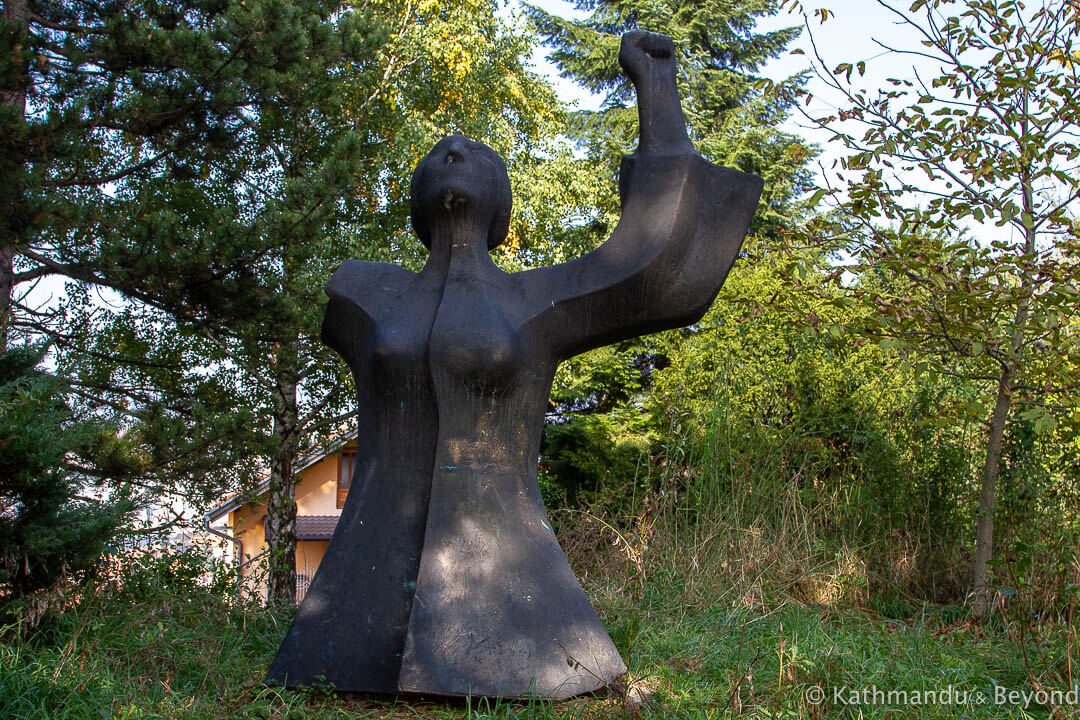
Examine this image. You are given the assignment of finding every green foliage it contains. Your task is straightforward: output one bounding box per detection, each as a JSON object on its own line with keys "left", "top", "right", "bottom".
{"left": 56, "top": 301, "right": 266, "bottom": 506}
{"left": 0, "top": 345, "right": 134, "bottom": 599}
{"left": 542, "top": 414, "right": 649, "bottom": 507}
{"left": 994, "top": 418, "right": 1080, "bottom": 609}
{"left": 645, "top": 249, "right": 972, "bottom": 528}
{"left": 109, "top": 545, "right": 237, "bottom": 605}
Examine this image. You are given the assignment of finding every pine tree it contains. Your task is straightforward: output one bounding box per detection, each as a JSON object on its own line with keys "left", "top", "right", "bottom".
{"left": 1, "top": 0, "right": 388, "bottom": 603}
{"left": 6, "top": 0, "right": 596, "bottom": 604}
{"left": 1, "top": 0, "right": 383, "bottom": 333}
{"left": 0, "top": 344, "right": 134, "bottom": 600}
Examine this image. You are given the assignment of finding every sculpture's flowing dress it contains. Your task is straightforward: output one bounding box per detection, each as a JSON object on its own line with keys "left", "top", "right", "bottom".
{"left": 265, "top": 151, "right": 762, "bottom": 698}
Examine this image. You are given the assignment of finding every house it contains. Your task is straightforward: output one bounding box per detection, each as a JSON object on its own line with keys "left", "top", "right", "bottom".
{"left": 205, "top": 435, "right": 357, "bottom": 602}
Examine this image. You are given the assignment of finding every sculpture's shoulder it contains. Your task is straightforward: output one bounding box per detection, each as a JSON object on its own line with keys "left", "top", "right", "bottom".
{"left": 698, "top": 158, "right": 765, "bottom": 205}
{"left": 325, "top": 260, "right": 416, "bottom": 315}
{"left": 322, "top": 261, "right": 417, "bottom": 355}
{"left": 619, "top": 151, "right": 763, "bottom": 206}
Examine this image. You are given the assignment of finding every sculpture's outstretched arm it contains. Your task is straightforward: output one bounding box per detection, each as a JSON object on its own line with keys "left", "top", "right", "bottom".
{"left": 519, "top": 32, "right": 764, "bottom": 361}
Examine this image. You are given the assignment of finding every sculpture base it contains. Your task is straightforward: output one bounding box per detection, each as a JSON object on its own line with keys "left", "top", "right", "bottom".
{"left": 264, "top": 464, "right": 626, "bottom": 700}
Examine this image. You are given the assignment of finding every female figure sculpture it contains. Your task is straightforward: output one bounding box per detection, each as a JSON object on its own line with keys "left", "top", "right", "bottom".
{"left": 266, "top": 31, "right": 763, "bottom": 699}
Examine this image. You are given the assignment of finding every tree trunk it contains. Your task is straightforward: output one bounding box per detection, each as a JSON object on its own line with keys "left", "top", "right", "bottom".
{"left": 0, "top": 0, "right": 30, "bottom": 347}
{"left": 970, "top": 366, "right": 1014, "bottom": 617}
{"left": 971, "top": 133, "right": 1037, "bottom": 619}
{"left": 265, "top": 342, "right": 300, "bottom": 605}
{"left": 0, "top": 242, "right": 13, "bottom": 348}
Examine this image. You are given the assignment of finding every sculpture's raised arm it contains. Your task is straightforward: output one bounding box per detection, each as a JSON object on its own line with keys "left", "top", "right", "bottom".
{"left": 520, "top": 31, "right": 763, "bottom": 361}
{"left": 617, "top": 31, "right": 694, "bottom": 156}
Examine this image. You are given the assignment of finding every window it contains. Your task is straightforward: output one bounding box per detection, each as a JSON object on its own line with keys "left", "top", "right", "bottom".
{"left": 338, "top": 451, "right": 356, "bottom": 508}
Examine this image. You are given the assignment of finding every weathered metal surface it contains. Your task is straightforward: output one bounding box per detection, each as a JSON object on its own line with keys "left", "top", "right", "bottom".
{"left": 266, "top": 30, "right": 763, "bottom": 699}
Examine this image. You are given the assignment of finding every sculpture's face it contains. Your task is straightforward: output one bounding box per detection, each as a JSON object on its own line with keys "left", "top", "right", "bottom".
{"left": 410, "top": 135, "right": 512, "bottom": 252}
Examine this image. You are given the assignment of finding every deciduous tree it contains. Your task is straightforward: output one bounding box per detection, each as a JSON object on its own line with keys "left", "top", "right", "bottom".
{"left": 798, "top": 0, "right": 1080, "bottom": 617}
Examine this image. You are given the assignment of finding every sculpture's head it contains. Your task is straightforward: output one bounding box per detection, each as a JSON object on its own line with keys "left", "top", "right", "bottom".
{"left": 410, "top": 135, "right": 512, "bottom": 252}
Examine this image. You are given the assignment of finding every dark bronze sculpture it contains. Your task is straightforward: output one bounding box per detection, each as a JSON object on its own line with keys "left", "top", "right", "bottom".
{"left": 266, "top": 30, "right": 763, "bottom": 699}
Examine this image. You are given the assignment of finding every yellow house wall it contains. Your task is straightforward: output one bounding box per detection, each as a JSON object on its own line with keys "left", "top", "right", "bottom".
{"left": 226, "top": 447, "right": 350, "bottom": 601}
{"left": 295, "top": 451, "right": 343, "bottom": 516}
{"left": 295, "top": 541, "right": 328, "bottom": 577}
{"left": 230, "top": 505, "right": 266, "bottom": 594}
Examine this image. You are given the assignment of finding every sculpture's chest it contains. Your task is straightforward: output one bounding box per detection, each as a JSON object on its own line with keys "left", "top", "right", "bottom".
{"left": 364, "top": 278, "right": 439, "bottom": 389}
{"left": 365, "top": 277, "right": 523, "bottom": 394}
{"left": 428, "top": 277, "right": 524, "bottom": 394}
{"left": 368, "top": 322, "right": 430, "bottom": 383}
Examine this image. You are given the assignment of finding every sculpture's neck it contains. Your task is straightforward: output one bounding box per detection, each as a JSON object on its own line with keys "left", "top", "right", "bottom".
{"left": 423, "top": 214, "right": 495, "bottom": 278}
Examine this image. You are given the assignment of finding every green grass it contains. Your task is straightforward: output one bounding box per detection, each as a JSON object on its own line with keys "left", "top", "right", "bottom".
{"left": 620, "top": 602, "right": 1055, "bottom": 718}
{"left": 1, "top": 563, "right": 1074, "bottom": 720}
